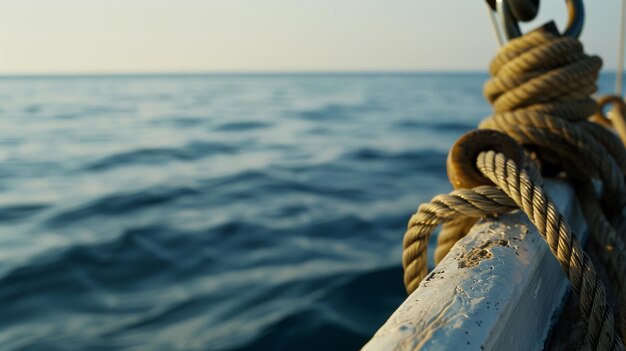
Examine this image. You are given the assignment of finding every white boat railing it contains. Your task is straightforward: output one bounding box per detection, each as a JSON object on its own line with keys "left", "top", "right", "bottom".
{"left": 363, "top": 179, "right": 587, "bottom": 351}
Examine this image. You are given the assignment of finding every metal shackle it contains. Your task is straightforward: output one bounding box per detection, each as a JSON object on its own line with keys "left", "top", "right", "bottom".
{"left": 492, "top": 0, "right": 584, "bottom": 40}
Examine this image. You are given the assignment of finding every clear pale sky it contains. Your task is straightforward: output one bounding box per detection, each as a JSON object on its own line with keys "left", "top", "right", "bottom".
{"left": 0, "top": 1, "right": 623, "bottom": 74}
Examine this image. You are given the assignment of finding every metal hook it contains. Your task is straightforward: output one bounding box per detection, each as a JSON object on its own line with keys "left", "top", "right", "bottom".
{"left": 492, "top": 0, "right": 584, "bottom": 41}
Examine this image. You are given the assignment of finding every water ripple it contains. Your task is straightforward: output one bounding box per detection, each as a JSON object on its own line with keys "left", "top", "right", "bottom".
{"left": 0, "top": 73, "right": 547, "bottom": 350}
{"left": 215, "top": 121, "right": 272, "bottom": 132}
{"left": 0, "top": 203, "right": 49, "bottom": 222}
{"left": 84, "top": 142, "right": 237, "bottom": 171}
{"left": 45, "top": 187, "right": 200, "bottom": 227}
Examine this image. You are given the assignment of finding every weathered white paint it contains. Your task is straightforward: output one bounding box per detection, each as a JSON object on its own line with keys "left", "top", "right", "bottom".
{"left": 363, "top": 180, "right": 587, "bottom": 351}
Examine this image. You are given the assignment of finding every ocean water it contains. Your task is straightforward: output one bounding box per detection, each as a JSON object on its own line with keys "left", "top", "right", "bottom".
{"left": 0, "top": 72, "right": 619, "bottom": 351}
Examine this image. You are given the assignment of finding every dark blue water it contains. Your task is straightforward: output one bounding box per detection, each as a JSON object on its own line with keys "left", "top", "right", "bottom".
{"left": 0, "top": 73, "right": 619, "bottom": 350}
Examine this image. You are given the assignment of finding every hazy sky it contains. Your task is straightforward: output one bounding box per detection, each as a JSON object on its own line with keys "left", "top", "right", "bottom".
{"left": 1, "top": 1, "right": 623, "bottom": 74}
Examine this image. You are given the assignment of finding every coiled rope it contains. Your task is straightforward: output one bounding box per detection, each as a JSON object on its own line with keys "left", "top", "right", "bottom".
{"left": 401, "top": 28, "right": 626, "bottom": 350}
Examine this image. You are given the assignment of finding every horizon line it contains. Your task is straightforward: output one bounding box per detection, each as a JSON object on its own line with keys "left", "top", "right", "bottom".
{"left": 1, "top": 68, "right": 623, "bottom": 78}
{"left": 0, "top": 69, "right": 489, "bottom": 78}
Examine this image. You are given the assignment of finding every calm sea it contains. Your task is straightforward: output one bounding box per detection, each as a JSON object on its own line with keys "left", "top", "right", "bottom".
{"left": 0, "top": 73, "right": 619, "bottom": 350}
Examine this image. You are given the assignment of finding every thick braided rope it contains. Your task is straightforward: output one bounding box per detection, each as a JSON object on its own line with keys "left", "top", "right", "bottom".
{"left": 483, "top": 30, "right": 626, "bottom": 209}
{"left": 401, "top": 152, "right": 625, "bottom": 349}
{"left": 494, "top": 33, "right": 626, "bottom": 342}
{"left": 487, "top": 31, "right": 626, "bottom": 341}
{"left": 430, "top": 30, "right": 626, "bottom": 268}
{"left": 578, "top": 183, "right": 626, "bottom": 340}
{"left": 401, "top": 29, "right": 626, "bottom": 349}
{"left": 480, "top": 112, "right": 626, "bottom": 208}
{"left": 433, "top": 154, "right": 543, "bottom": 264}
{"left": 476, "top": 151, "right": 624, "bottom": 351}
{"left": 404, "top": 156, "right": 542, "bottom": 287}
{"left": 402, "top": 186, "right": 517, "bottom": 292}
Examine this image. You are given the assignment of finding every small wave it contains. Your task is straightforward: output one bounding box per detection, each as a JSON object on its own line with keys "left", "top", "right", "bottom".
{"left": 83, "top": 141, "right": 236, "bottom": 171}
{"left": 223, "top": 265, "right": 405, "bottom": 351}
{"left": 0, "top": 137, "right": 22, "bottom": 146}
{"left": 199, "top": 170, "right": 272, "bottom": 190}
{"left": 341, "top": 147, "right": 447, "bottom": 173}
{"left": 394, "top": 120, "right": 475, "bottom": 132}
{"left": 318, "top": 265, "right": 405, "bottom": 324}
{"left": 0, "top": 161, "right": 63, "bottom": 180}
{"left": 83, "top": 105, "right": 134, "bottom": 115}
{"left": 0, "top": 224, "right": 200, "bottom": 351}
{"left": 0, "top": 203, "right": 49, "bottom": 221}
{"left": 209, "top": 221, "right": 274, "bottom": 250}
{"left": 227, "top": 308, "right": 364, "bottom": 351}
{"left": 298, "top": 215, "right": 372, "bottom": 239}
{"left": 0, "top": 224, "right": 191, "bottom": 301}
{"left": 200, "top": 170, "right": 366, "bottom": 201}
{"left": 45, "top": 186, "right": 200, "bottom": 227}
{"left": 302, "top": 126, "right": 332, "bottom": 136}
{"left": 343, "top": 147, "right": 445, "bottom": 161}
{"left": 296, "top": 101, "right": 382, "bottom": 121}
{"left": 53, "top": 113, "right": 82, "bottom": 119}
{"left": 152, "top": 117, "right": 206, "bottom": 128}
{"left": 215, "top": 121, "right": 272, "bottom": 132}
{"left": 23, "top": 105, "right": 41, "bottom": 114}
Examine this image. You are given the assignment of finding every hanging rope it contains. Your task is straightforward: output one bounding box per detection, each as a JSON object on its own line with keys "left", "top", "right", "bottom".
{"left": 616, "top": 0, "right": 626, "bottom": 96}
{"left": 577, "top": 182, "right": 626, "bottom": 341}
{"left": 401, "top": 28, "right": 626, "bottom": 350}
{"left": 485, "top": 1, "right": 504, "bottom": 47}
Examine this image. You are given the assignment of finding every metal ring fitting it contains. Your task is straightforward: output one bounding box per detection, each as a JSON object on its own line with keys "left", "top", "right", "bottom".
{"left": 447, "top": 129, "right": 524, "bottom": 189}
{"left": 594, "top": 95, "right": 626, "bottom": 128}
